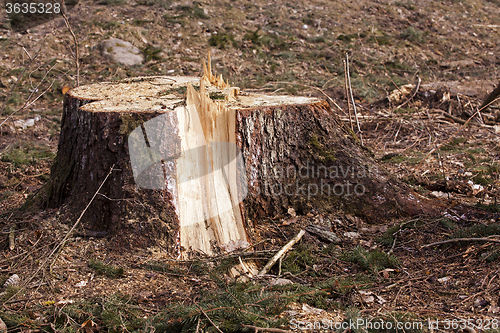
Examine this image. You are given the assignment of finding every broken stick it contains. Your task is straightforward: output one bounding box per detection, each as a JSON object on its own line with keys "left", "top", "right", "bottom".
{"left": 258, "top": 229, "right": 305, "bottom": 276}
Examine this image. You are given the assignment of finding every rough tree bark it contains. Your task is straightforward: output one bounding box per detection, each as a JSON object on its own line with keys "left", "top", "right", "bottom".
{"left": 43, "top": 60, "right": 439, "bottom": 257}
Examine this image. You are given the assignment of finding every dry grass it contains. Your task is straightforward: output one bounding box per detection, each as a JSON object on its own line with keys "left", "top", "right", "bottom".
{"left": 1, "top": 0, "right": 500, "bottom": 331}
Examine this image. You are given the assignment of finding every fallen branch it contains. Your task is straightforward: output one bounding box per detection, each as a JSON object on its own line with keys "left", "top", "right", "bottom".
{"left": 61, "top": 0, "right": 80, "bottom": 86}
{"left": 258, "top": 229, "right": 305, "bottom": 276}
{"left": 241, "top": 324, "right": 292, "bottom": 333}
{"left": 301, "top": 84, "right": 345, "bottom": 116}
{"left": 195, "top": 319, "right": 200, "bottom": 333}
{"left": 9, "top": 227, "right": 15, "bottom": 251}
{"left": 421, "top": 236, "right": 500, "bottom": 249}
{"left": 0, "top": 54, "right": 58, "bottom": 129}
{"left": 439, "top": 111, "right": 466, "bottom": 124}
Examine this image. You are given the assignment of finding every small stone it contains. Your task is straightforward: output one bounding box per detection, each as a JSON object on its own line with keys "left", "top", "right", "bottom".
{"left": 98, "top": 38, "right": 144, "bottom": 66}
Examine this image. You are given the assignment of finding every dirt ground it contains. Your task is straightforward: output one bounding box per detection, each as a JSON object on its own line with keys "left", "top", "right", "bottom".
{"left": 1, "top": 0, "right": 500, "bottom": 332}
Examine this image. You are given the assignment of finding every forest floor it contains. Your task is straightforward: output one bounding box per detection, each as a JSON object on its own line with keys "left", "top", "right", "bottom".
{"left": 1, "top": 0, "right": 500, "bottom": 332}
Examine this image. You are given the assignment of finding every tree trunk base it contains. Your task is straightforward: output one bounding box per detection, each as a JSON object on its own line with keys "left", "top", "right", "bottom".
{"left": 41, "top": 62, "right": 441, "bottom": 257}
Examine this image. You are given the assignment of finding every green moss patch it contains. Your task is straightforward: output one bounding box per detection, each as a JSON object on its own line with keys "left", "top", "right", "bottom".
{"left": 0, "top": 142, "right": 54, "bottom": 168}
{"left": 340, "top": 246, "right": 399, "bottom": 273}
{"left": 310, "top": 134, "right": 336, "bottom": 162}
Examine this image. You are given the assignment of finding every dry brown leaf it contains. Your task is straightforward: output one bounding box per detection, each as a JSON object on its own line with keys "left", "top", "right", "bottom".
{"left": 81, "top": 319, "right": 98, "bottom": 333}
{"left": 281, "top": 216, "right": 298, "bottom": 226}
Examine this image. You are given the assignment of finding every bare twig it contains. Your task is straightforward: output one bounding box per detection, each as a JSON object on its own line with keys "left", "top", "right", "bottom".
{"left": 420, "top": 108, "right": 448, "bottom": 183}
{"left": 3, "top": 164, "right": 115, "bottom": 304}
{"left": 427, "top": 95, "right": 500, "bottom": 156}
{"left": 421, "top": 236, "right": 500, "bottom": 249}
{"left": 49, "top": 164, "right": 116, "bottom": 270}
{"left": 193, "top": 302, "right": 224, "bottom": 333}
{"left": 459, "top": 290, "right": 485, "bottom": 305}
{"left": 487, "top": 273, "right": 498, "bottom": 289}
{"left": 299, "top": 84, "right": 345, "bottom": 115}
{"left": 439, "top": 111, "right": 466, "bottom": 124}
{"left": 345, "top": 53, "right": 363, "bottom": 145}
{"left": 0, "top": 78, "right": 56, "bottom": 128}
{"left": 343, "top": 59, "right": 353, "bottom": 130}
{"left": 61, "top": 0, "right": 80, "bottom": 87}
{"left": 8, "top": 227, "right": 15, "bottom": 251}
{"left": 258, "top": 229, "right": 305, "bottom": 276}
{"left": 0, "top": 46, "right": 43, "bottom": 117}
{"left": 0, "top": 59, "right": 57, "bottom": 129}
{"left": 387, "top": 234, "right": 397, "bottom": 255}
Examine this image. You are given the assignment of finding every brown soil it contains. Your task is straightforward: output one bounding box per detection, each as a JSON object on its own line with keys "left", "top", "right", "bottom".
{"left": 1, "top": 0, "right": 500, "bottom": 331}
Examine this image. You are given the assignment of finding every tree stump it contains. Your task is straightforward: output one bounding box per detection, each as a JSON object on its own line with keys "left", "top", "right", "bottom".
{"left": 44, "top": 60, "right": 439, "bottom": 257}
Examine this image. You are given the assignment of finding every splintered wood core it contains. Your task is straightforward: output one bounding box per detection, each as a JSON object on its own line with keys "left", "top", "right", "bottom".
{"left": 66, "top": 58, "right": 322, "bottom": 257}
{"left": 175, "top": 76, "right": 247, "bottom": 256}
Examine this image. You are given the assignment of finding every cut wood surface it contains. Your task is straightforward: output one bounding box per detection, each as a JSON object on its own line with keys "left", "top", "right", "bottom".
{"left": 44, "top": 58, "right": 441, "bottom": 257}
